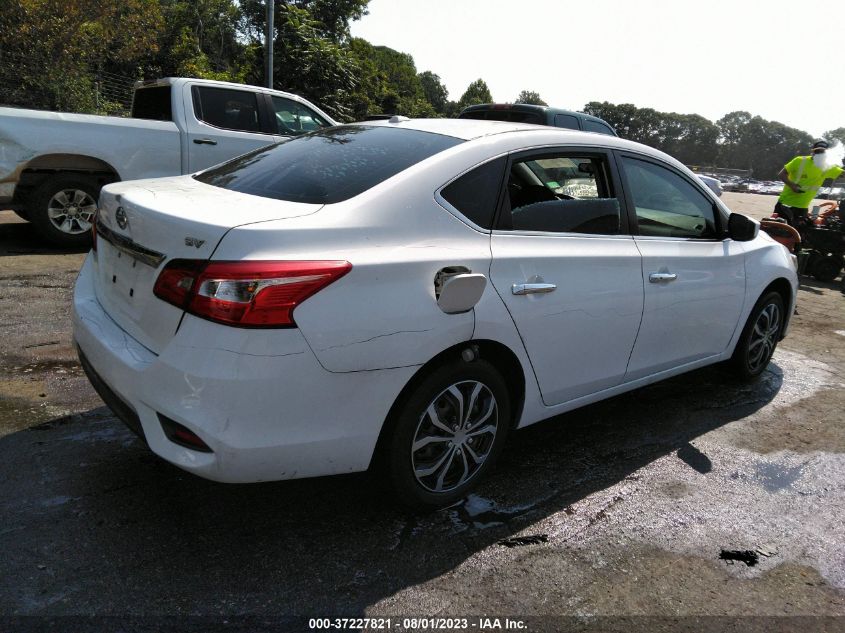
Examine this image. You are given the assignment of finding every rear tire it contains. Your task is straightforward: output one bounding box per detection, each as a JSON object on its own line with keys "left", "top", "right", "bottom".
{"left": 383, "top": 358, "right": 511, "bottom": 510}
{"left": 730, "top": 291, "right": 784, "bottom": 381}
{"left": 28, "top": 174, "right": 99, "bottom": 247}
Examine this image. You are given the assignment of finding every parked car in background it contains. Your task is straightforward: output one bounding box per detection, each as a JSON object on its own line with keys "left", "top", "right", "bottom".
{"left": 74, "top": 119, "right": 796, "bottom": 509}
{"left": 458, "top": 103, "right": 617, "bottom": 136}
{"left": 0, "top": 77, "right": 335, "bottom": 246}
{"left": 696, "top": 174, "right": 723, "bottom": 197}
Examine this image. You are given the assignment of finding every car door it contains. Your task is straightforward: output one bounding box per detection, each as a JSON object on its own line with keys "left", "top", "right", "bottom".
{"left": 488, "top": 148, "right": 644, "bottom": 406}
{"left": 183, "top": 85, "right": 277, "bottom": 172}
{"left": 617, "top": 153, "right": 746, "bottom": 381}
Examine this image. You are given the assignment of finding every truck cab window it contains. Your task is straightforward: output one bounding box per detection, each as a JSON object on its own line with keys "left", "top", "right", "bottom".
{"left": 271, "top": 96, "right": 330, "bottom": 136}
{"left": 194, "top": 87, "right": 261, "bottom": 133}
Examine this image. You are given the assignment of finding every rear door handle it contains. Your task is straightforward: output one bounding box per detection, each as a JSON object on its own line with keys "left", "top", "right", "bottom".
{"left": 193, "top": 138, "right": 217, "bottom": 145}
{"left": 512, "top": 283, "right": 557, "bottom": 295}
{"left": 649, "top": 272, "right": 678, "bottom": 283}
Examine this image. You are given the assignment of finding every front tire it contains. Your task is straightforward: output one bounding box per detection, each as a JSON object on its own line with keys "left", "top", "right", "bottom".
{"left": 731, "top": 291, "right": 784, "bottom": 381}
{"left": 384, "top": 358, "right": 511, "bottom": 510}
{"left": 28, "top": 174, "right": 99, "bottom": 247}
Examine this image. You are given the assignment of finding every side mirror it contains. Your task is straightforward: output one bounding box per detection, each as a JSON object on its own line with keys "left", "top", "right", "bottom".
{"left": 728, "top": 213, "right": 759, "bottom": 242}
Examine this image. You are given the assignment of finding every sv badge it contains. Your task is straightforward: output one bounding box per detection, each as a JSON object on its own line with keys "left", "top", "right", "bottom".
{"left": 185, "top": 237, "right": 205, "bottom": 248}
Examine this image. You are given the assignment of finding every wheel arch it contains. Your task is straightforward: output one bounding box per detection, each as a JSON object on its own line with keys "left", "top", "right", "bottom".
{"left": 370, "top": 339, "right": 527, "bottom": 467}
{"left": 13, "top": 154, "right": 121, "bottom": 205}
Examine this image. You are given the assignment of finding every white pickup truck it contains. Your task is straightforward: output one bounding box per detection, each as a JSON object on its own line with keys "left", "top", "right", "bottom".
{"left": 0, "top": 77, "right": 336, "bottom": 246}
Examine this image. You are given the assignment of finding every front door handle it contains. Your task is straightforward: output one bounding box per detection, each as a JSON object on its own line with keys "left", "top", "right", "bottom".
{"left": 193, "top": 138, "right": 218, "bottom": 145}
{"left": 512, "top": 283, "right": 557, "bottom": 295}
{"left": 649, "top": 272, "right": 678, "bottom": 283}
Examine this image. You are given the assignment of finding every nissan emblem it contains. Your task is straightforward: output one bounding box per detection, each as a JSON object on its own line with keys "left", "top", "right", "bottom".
{"left": 115, "top": 206, "right": 128, "bottom": 230}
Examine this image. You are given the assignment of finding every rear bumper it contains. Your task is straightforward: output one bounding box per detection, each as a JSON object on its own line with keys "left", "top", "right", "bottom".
{"left": 72, "top": 253, "right": 416, "bottom": 483}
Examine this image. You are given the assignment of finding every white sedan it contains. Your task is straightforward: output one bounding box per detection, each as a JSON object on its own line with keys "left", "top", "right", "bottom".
{"left": 73, "top": 119, "right": 797, "bottom": 509}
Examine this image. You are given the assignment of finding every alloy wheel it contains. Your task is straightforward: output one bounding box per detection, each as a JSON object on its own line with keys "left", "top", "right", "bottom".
{"left": 411, "top": 380, "right": 499, "bottom": 493}
{"left": 747, "top": 303, "right": 780, "bottom": 372}
{"left": 47, "top": 189, "right": 97, "bottom": 235}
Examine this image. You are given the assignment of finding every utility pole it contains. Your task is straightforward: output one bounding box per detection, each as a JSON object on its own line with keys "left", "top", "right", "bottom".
{"left": 265, "top": 0, "right": 274, "bottom": 89}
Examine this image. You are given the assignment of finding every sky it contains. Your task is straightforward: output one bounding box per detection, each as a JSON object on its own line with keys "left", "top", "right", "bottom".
{"left": 350, "top": 0, "right": 844, "bottom": 138}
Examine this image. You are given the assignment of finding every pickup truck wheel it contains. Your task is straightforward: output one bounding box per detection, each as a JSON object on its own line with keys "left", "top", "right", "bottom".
{"left": 29, "top": 175, "right": 99, "bottom": 247}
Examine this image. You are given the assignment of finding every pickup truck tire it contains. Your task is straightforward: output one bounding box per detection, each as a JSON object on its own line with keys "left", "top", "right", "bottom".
{"left": 28, "top": 174, "right": 99, "bottom": 247}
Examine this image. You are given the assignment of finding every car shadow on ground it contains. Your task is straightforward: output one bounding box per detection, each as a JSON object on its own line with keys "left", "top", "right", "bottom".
{"left": 797, "top": 275, "right": 844, "bottom": 295}
{"left": 0, "top": 216, "right": 90, "bottom": 256}
{"left": 0, "top": 361, "right": 782, "bottom": 616}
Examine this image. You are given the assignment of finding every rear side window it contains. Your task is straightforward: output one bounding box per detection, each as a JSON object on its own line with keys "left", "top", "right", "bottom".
{"left": 195, "top": 126, "right": 463, "bottom": 204}
{"left": 440, "top": 157, "right": 506, "bottom": 229}
{"left": 193, "top": 87, "right": 261, "bottom": 133}
{"left": 132, "top": 86, "right": 172, "bottom": 121}
{"left": 583, "top": 119, "right": 615, "bottom": 135}
{"left": 554, "top": 114, "right": 579, "bottom": 130}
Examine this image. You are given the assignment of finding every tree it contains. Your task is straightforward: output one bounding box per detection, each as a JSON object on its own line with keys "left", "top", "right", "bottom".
{"left": 824, "top": 127, "right": 845, "bottom": 146}
{"left": 418, "top": 71, "right": 448, "bottom": 114}
{"left": 717, "top": 111, "right": 812, "bottom": 177}
{"left": 239, "top": 0, "right": 369, "bottom": 42}
{"left": 144, "top": 0, "right": 250, "bottom": 82}
{"left": 0, "top": 0, "right": 163, "bottom": 112}
{"left": 458, "top": 79, "right": 492, "bottom": 108}
{"left": 515, "top": 90, "right": 547, "bottom": 106}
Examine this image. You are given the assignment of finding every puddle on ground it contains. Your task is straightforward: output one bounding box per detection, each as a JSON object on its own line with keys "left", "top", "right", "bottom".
{"left": 728, "top": 388, "right": 845, "bottom": 454}
{"left": 724, "top": 349, "right": 845, "bottom": 454}
{"left": 0, "top": 394, "right": 60, "bottom": 436}
{"left": 755, "top": 461, "right": 804, "bottom": 492}
{"left": 765, "top": 350, "right": 842, "bottom": 408}
{"left": 448, "top": 493, "right": 555, "bottom": 531}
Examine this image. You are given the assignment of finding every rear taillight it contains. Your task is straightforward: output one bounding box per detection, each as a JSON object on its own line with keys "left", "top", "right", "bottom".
{"left": 153, "top": 260, "right": 351, "bottom": 328}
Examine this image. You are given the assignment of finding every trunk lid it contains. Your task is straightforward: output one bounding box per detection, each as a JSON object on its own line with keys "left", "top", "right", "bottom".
{"left": 93, "top": 176, "right": 321, "bottom": 353}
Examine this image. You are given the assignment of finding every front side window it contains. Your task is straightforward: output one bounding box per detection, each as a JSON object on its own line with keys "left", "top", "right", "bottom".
{"left": 194, "top": 87, "right": 261, "bottom": 133}
{"left": 501, "top": 153, "right": 621, "bottom": 235}
{"left": 271, "top": 96, "right": 330, "bottom": 136}
{"left": 621, "top": 156, "right": 717, "bottom": 238}
{"left": 194, "top": 126, "right": 462, "bottom": 204}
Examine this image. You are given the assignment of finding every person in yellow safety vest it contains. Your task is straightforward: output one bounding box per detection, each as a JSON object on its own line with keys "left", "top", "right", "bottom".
{"left": 775, "top": 139, "right": 844, "bottom": 226}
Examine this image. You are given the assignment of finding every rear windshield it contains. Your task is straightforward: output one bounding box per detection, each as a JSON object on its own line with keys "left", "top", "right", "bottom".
{"left": 460, "top": 110, "right": 544, "bottom": 125}
{"left": 131, "top": 86, "right": 172, "bottom": 121}
{"left": 194, "top": 126, "right": 462, "bottom": 204}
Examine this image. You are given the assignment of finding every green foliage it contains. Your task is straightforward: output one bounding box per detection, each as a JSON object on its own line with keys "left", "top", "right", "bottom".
{"left": 419, "top": 71, "right": 448, "bottom": 114}
{"left": 265, "top": 5, "right": 359, "bottom": 120}
{"left": 585, "top": 101, "right": 815, "bottom": 177}
{"left": 824, "top": 127, "right": 845, "bottom": 146}
{"left": 458, "top": 79, "right": 493, "bottom": 108}
{"left": 716, "top": 111, "right": 812, "bottom": 177}
{"left": 2, "top": 0, "right": 836, "bottom": 162}
{"left": 515, "top": 90, "right": 547, "bottom": 106}
{"left": 0, "top": 0, "right": 163, "bottom": 112}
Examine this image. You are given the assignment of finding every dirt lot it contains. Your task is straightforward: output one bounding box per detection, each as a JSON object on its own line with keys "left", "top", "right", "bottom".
{"left": 1, "top": 194, "right": 844, "bottom": 631}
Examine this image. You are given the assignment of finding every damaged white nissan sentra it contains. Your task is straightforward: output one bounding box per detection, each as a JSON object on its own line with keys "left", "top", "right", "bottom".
{"left": 73, "top": 118, "right": 797, "bottom": 508}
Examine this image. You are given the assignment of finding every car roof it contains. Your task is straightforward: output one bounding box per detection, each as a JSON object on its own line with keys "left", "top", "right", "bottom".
{"left": 459, "top": 103, "right": 612, "bottom": 126}
{"left": 355, "top": 117, "right": 679, "bottom": 166}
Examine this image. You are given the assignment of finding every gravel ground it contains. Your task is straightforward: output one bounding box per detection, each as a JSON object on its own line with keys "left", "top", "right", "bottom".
{"left": 0, "top": 193, "right": 843, "bottom": 632}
